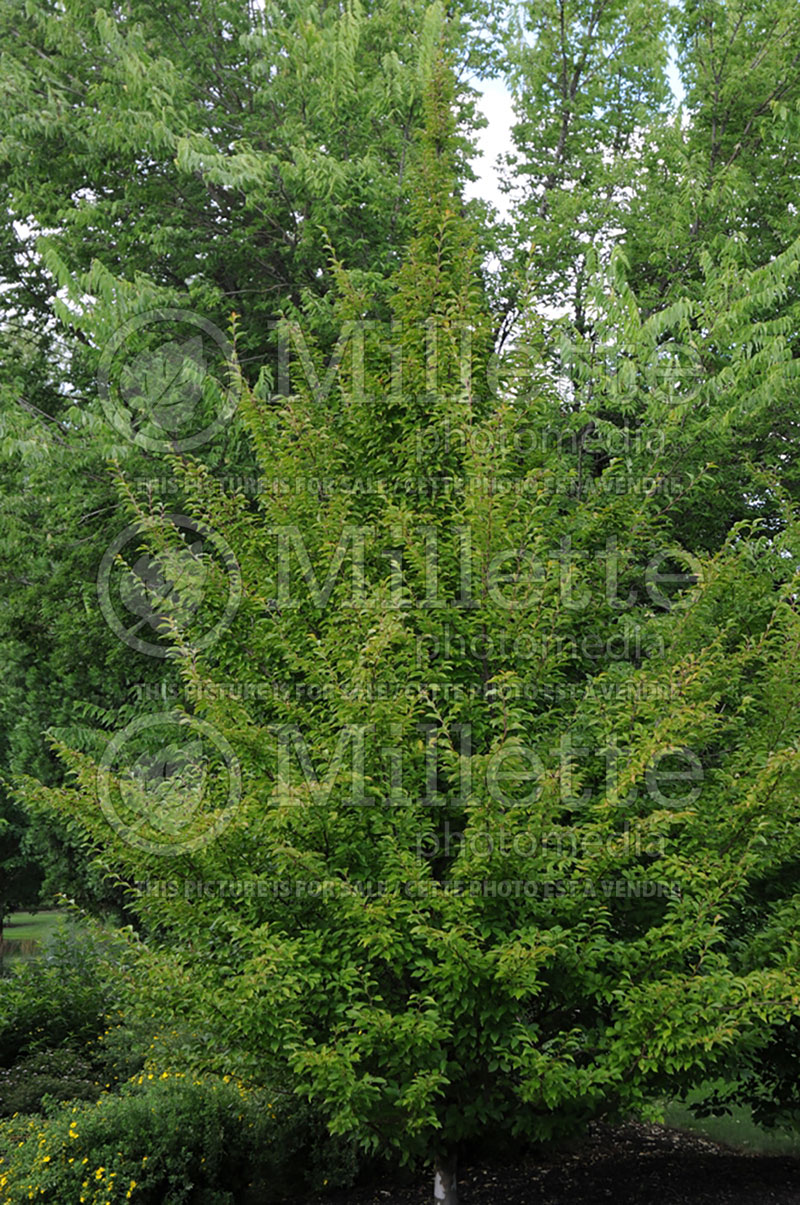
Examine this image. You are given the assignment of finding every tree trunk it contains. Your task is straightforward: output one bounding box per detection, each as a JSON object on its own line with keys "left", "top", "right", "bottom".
{"left": 433, "top": 1152, "right": 458, "bottom": 1205}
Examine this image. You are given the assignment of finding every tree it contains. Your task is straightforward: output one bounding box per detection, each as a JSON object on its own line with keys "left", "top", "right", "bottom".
{"left": 502, "top": 0, "right": 800, "bottom": 560}
{"left": 0, "top": 0, "right": 491, "bottom": 362}
{"left": 17, "top": 42, "right": 800, "bottom": 1204}
{"left": 0, "top": 798, "right": 41, "bottom": 939}
{"left": 624, "top": 0, "right": 800, "bottom": 313}
{"left": 0, "top": 0, "right": 494, "bottom": 908}
{"left": 498, "top": 0, "right": 670, "bottom": 340}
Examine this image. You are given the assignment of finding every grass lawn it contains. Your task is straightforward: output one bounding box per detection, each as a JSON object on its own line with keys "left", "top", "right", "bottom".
{"left": 661, "top": 1084, "right": 800, "bottom": 1156}
{"left": 0, "top": 909, "right": 74, "bottom": 967}
{"left": 3, "top": 909, "right": 67, "bottom": 945}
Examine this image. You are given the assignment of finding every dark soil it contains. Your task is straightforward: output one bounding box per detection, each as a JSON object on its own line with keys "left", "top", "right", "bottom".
{"left": 306, "top": 1122, "right": 800, "bottom": 1204}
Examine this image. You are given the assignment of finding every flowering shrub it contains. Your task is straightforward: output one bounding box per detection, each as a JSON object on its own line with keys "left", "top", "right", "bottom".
{"left": 0, "top": 1071, "right": 359, "bottom": 1203}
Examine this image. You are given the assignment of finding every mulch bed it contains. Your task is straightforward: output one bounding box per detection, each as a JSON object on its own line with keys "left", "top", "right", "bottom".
{"left": 303, "top": 1122, "right": 800, "bottom": 1204}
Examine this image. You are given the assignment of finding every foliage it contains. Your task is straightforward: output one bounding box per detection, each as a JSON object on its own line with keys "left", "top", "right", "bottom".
{"left": 0, "top": 922, "right": 148, "bottom": 1117}
{"left": 0, "top": 1047, "right": 107, "bottom": 1119}
{"left": 0, "top": 925, "right": 128, "bottom": 1066}
{"left": 502, "top": 0, "right": 671, "bottom": 331}
{"left": 0, "top": 0, "right": 494, "bottom": 911}
{"left": 0, "top": 1072, "right": 360, "bottom": 1203}
{"left": 4, "top": 0, "right": 800, "bottom": 1198}
{"left": 502, "top": 0, "right": 800, "bottom": 553}
{"left": 14, "top": 44, "right": 800, "bottom": 1199}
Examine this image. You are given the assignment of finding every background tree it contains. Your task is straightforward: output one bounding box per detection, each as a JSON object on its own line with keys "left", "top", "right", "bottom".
{"left": 625, "top": 0, "right": 800, "bottom": 312}
{"left": 498, "top": 0, "right": 670, "bottom": 341}
{"left": 501, "top": 0, "right": 800, "bottom": 553}
{"left": 0, "top": 0, "right": 495, "bottom": 908}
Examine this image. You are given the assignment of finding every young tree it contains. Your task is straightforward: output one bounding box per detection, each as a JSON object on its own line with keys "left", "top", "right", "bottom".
{"left": 17, "top": 40, "right": 800, "bottom": 1205}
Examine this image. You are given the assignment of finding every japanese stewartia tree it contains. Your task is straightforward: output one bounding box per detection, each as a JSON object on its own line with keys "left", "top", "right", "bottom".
{"left": 14, "top": 39, "right": 800, "bottom": 1205}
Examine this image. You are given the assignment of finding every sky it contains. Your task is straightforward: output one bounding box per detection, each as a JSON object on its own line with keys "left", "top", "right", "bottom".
{"left": 465, "top": 77, "right": 518, "bottom": 218}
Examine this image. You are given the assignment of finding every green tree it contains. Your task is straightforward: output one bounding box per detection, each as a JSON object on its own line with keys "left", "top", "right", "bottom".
{"left": 0, "top": 0, "right": 491, "bottom": 359}
{"left": 503, "top": 0, "right": 800, "bottom": 557}
{"left": 499, "top": 0, "right": 670, "bottom": 338}
{"left": 625, "top": 0, "right": 800, "bottom": 313}
{"left": 0, "top": 0, "right": 493, "bottom": 908}
{"left": 17, "top": 47, "right": 800, "bottom": 1204}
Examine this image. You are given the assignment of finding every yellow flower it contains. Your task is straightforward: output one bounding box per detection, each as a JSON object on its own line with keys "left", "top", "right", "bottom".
{"left": 95, "top": 1166, "right": 105, "bottom": 1179}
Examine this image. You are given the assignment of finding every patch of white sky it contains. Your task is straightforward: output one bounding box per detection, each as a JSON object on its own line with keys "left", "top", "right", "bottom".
{"left": 464, "top": 77, "right": 518, "bottom": 219}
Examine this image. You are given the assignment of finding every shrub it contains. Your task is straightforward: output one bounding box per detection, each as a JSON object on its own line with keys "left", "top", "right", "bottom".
{"left": 0, "top": 1047, "right": 102, "bottom": 1117}
{"left": 0, "top": 923, "right": 147, "bottom": 1117}
{"left": 0, "top": 926, "right": 124, "bottom": 1065}
{"left": 0, "top": 1072, "right": 360, "bottom": 1203}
